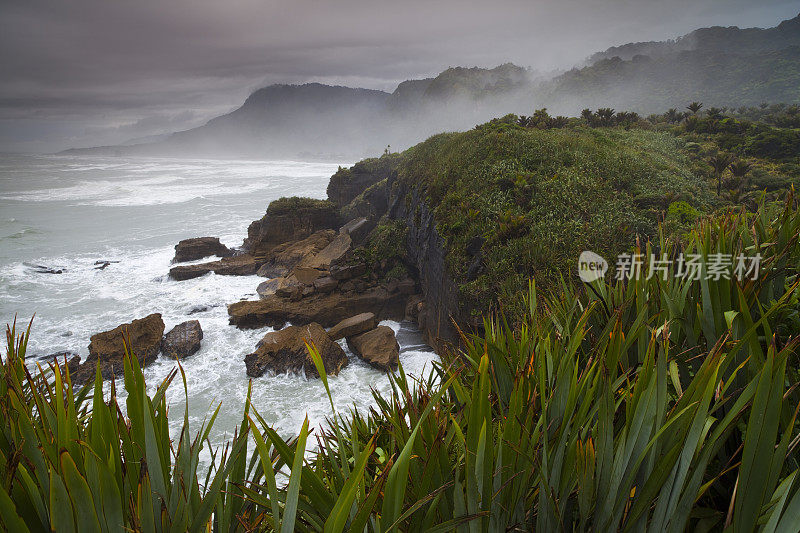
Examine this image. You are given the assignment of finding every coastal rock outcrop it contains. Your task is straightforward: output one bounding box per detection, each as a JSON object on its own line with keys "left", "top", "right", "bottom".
{"left": 313, "top": 276, "right": 338, "bottom": 293}
{"left": 256, "top": 230, "right": 337, "bottom": 278}
{"left": 162, "top": 320, "right": 203, "bottom": 359}
{"left": 339, "top": 217, "right": 370, "bottom": 244}
{"left": 257, "top": 276, "right": 300, "bottom": 298}
{"left": 229, "top": 284, "right": 409, "bottom": 329}
{"left": 25, "top": 262, "right": 64, "bottom": 274}
{"left": 73, "top": 313, "right": 165, "bottom": 383}
{"left": 169, "top": 254, "right": 257, "bottom": 281}
{"left": 339, "top": 180, "right": 389, "bottom": 228}
{"left": 243, "top": 198, "right": 340, "bottom": 259}
{"left": 347, "top": 325, "right": 400, "bottom": 371}
{"left": 326, "top": 156, "right": 397, "bottom": 208}
{"left": 307, "top": 232, "right": 351, "bottom": 269}
{"left": 330, "top": 262, "right": 367, "bottom": 280}
{"left": 173, "top": 237, "right": 232, "bottom": 263}
{"left": 327, "top": 312, "right": 377, "bottom": 341}
{"left": 44, "top": 352, "right": 81, "bottom": 375}
{"left": 244, "top": 323, "right": 348, "bottom": 378}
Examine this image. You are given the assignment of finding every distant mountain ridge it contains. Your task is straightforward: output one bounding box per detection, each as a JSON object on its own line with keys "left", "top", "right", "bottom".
{"left": 63, "top": 64, "right": 533, "bottom": 159}
{"left": 587, "top": 13, "right": 800, "bottom": 64}
{"left": 63, "top": 13, "right": 800, "bottom": 159}
{"left": 543, "top": 13, "right": 800, "bottom": 115}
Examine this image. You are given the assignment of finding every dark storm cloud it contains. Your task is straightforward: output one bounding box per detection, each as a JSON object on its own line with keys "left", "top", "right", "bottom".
{"left": 0, "top": 0, "right": 797, "bottom": 152}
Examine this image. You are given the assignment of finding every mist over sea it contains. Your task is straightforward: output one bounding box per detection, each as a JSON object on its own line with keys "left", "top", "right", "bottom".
{"left": 0, "top": 154, "right": 438, "bottom": 455}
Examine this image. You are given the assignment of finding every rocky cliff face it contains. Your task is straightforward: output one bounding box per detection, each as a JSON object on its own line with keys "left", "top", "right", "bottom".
{"left": 328, "top": 156, "right": 462, "bottom": 352}
{"left": 326, "top": 155, "right": 401, "bottom": 208}
{"left": 386, "top": 182, "right": 461, "bottom": 352}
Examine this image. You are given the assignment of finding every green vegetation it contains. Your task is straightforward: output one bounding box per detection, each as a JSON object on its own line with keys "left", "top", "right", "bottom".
{"left": 649, "top": 104, "right": 800, "bottom": 204}
{"left": 351, "top": 219, "right": 410, "bottom": 280}
{"left": 347, "top": 103, "right": 799, "bottom": 322}
{"left": 5, "top": 194, "right": 800, "bottom": 531}
{"left": 390, "top": 117, "right": 714, "bottom": 318}
{"left": 266, "top": 197, "right": 337, "bottom": 216}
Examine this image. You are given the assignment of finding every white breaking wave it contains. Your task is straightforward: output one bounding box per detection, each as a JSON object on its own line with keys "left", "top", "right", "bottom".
{"left": 0, "top": 154, "right": 438, "bottom": 462}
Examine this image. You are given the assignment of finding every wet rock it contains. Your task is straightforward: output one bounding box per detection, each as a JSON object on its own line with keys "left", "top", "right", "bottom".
{"left": 327, "top": 312, "right": 377, "bottom": 341}
{"left": 339, "top": 217, "right": 371, "bottom": 244}
{"left": 405, "top": 295, "right": 425, "bottom": 321}
{"left": 256, "top": 230, "right": 337, "bottom": 278}
{"left": 24, "top": 262, "right": 64, "bottom": 274}
{"left": 73, "top": 313, "right": 165, "bottom": 383}
{"left": 243, "top": 198, "right": 340, "bottom": 258}
{"left": 276, "top": 283, "right": 303, "bottom": 299}
{"left": 244, "top": 323, "right": 348, "bottom": 378}
{"left": 387, "top": 185, "right": 461, "bottom": 352}
{"left": 396, "top": 278, "right": 416, "bottom": 295}
{"left": 169, "top": 255, "right": 257, "bottom": 281}
{"left": 307, "top": 233, "right": 351, "bottom": 269}
{"left": 173, "top": 237, "right": 232, "bottom": 263}
{"left": 330, "top": 263, "right": 367, "bottom": 281}
{"left": 187, "top": 305, "right": 211, "bottom": 315}
{"left": 45, "top": 352, "right": 82, "bottom": 375}
{"left": 293, "top": 266, "right": 325, "bottom": 284}
{"left": 313, "top": 276, "right": 338, "bottom": 293}
{"left": 347, "top": 326, "right": 399, "bottom": 371}
{"left": 94, "top": 260, "right": 119, "bottom": 270}
{"left": 228, "top": 286, "right": 407, "bottom": 329}
{"left": 257, "top": 277, "right": 298, "bottom": 299}
{"left": 162, "top": 320, "right": 203, "bottom": 359}
{"left": 395, "top": 322, "right": 433, "bottom": 353}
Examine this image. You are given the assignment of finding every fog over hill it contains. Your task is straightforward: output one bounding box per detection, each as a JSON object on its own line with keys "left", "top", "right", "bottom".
{"left": 62, "top": 13, "right": 800, "bottom": 160}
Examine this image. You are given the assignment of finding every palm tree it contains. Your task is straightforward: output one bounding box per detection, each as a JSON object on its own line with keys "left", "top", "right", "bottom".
{"left": 596, "top": 108, "right": 615, "bottom": 127}
{"left": 729, "top": 160, "right": 752, "bottom": 180}
{"left": 664, "top": 108, "right": 680, "bottom": 123}
{"left": 687, "top": 102, "right": 703, "bottom": 115}
{"left": 709, "top": 152, "right": 735, "bottom": 195}
{"left": 531, "top": 108, "right": 552, "bottom": 129}
{"left": 706, "top": 107, "right": 724, "bottom": 120}
{"left": 726, "top": 160, "right": 754, "bottom": 206}
{"left": 581, "top": 108, "right": 595, "bottom": 126}
{"left": 517, "top": 115, "right": 530, "bottom": 127}
{"left": 728, "top": 159, "right": 753, "bottom": 196}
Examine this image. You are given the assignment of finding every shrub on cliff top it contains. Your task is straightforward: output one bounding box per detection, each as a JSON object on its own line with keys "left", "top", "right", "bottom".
{"left": 265, "top": 196, "right": 337, "bottom": 216}
{"left": 393, "top": 121, "right": 714, "bottom": 318}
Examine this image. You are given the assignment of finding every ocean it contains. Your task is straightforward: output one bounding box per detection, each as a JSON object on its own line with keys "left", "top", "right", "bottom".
{"left": 0, "top": 153, "right": 438, "bottom": 456}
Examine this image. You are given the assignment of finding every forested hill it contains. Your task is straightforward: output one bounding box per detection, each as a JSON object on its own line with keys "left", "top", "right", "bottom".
{"left": 587, "top": 12, "right": 800, "bottom": 64}
{"left": 542, "top": 45, "right": 800, "bottom": 115}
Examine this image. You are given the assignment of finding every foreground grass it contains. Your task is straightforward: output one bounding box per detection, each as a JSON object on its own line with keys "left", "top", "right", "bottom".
{"left": 2, "top": 194, "right": 800, "bottom": 531}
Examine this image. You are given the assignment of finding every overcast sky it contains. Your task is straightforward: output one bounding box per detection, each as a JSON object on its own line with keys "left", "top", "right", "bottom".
{"left": 0, "top": 0, "right": 797, "bottom": 153}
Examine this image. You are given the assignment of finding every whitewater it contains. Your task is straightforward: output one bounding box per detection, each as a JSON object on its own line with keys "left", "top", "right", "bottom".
{"left": 0, "top": 153, "right": 438, "bottom": 455}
